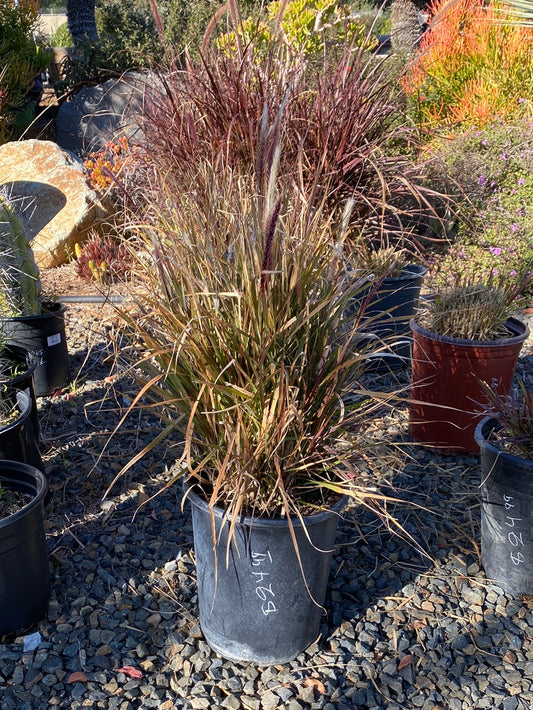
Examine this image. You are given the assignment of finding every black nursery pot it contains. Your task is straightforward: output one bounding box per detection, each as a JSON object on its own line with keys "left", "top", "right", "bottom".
{"left": 357, "top": 264, "right": 427, "bottom": 371}
{"left": 189, "top": 488, "right": 346, "bottom": 665}
{"left": 475, "top": 417, "right": 533, "bottom": 596}
{"left": 0, "top": 390, "right": 44, "bottom": 473}
{"left": 0, "top": 461, "right": 50, "bottom": 635}
{"left": 0, "top": 344, "right": 39, "bottom": 442}
{"left": 2, "top": 303, "right": 71, "bottom": 396}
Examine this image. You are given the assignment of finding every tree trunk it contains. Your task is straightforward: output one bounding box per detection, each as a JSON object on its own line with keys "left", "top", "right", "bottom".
{"left": 66, "top": 0, "right": 99, "bottom": 45}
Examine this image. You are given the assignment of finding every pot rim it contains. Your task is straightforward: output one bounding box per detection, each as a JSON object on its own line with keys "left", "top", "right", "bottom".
{"left": 0, "top": 300, "right": 66, "bottom": 323}
{"left": 0, "top": 390, "right": 32, "bottom": 435}
{"left": 379, "top": 263, "right": 427, "bottom": 285}
{"left": 475, "top": 415, "right": 533, "bottom": 466}
{"left": 0, "top": 345, "right": 37, "bottom": 386}
{"left": 186, "top": 485, "right": 347, "bottom": 529}
{"left": 0, "top": 461, "right": 47, "bottom": 527}
{"left": 409, "top": 316, "right": 529, "bottom": 348}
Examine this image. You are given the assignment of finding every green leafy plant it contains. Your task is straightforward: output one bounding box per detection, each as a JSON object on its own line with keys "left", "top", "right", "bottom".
{"left": 479, "top": 378, "right": 533, "bottom": 459}
{"left": 162, "top": 0, "right": 263, "bottom": 56}
{"left": 0, "top": 384, "right": 18, "bottom": 428}
{"left": 0, "top": 333, "right": 20, "bottom": 428}
{"left": 0, "top": 0, "right": 51, "bottom": 142}
{"left": 50, "top": 21, "right": 73, "bottom": 47}
{"left": 217, "top": 0, "right": 377, "bottom": 57}
{"left": 0, "top": 481, "right": 17, "bottom": 513}
{"left": 0, "top": 191, "right": 42, "bottom": 317}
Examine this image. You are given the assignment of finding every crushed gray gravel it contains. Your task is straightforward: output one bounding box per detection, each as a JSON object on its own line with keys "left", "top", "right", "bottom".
{"left": 1, "top": 300, "right": 532, "bottom": 709}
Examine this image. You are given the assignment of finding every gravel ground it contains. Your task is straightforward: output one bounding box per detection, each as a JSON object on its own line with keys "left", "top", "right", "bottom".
{"left": 1, "top": 279, "right": 533, "bottom": 710}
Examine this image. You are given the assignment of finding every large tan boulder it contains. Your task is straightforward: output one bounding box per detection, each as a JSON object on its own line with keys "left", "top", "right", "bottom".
{"left": 0, "top": 139, "right": 104, "bottom": 268}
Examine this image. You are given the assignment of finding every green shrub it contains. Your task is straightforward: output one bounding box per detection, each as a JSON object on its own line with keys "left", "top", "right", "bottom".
{"left": 216, "top": 0, "right": 377, "bottom": 58}
{"left": 162, "top": 0, "right": 263, "bottom": 55}
{"left": 0, "top": 0, "right": 51, "bottom": 142}
{"left": 51, "top": 21, "right": 72, "bottom": 47}
{"left": 96, "top": 0, "right": 164, "bottom": 67}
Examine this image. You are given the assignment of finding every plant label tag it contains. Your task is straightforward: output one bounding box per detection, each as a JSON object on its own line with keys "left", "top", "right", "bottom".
{"left": 47, "top": 333, "right": 62, "bottom": 347}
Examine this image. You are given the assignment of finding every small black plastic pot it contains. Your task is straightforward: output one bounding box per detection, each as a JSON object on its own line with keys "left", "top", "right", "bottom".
{"left": 0, "top": 389, "right": 43, "bottom": 473}
{"left": 1, "top": 302, "right": 71, "bottom": 396}
{"left": 475, "top": 417, "right": 533, "bottom": 596}
{"left": 353, "top": 264, "right": 427, "bottom": 371}
{"left": 0, "top": 461, "right": 50, "bottom": 635}
{"left": 0, "top": 344, "right": 39, "bottom": 441}
{"left": 188, "top": 488, "right": 345, "bottom": 664}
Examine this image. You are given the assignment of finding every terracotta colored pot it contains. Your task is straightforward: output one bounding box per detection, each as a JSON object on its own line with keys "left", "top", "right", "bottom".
{"left": 409, "top": 317, "right": 529, "bottom": 453}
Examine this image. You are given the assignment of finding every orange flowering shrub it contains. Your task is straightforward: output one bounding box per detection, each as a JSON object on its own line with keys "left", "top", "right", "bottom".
{"left": 84, "top": 136, "right": 135, "bottom": 190}
{"left": 404, "top": 0, "right": 533, "bottom": 131}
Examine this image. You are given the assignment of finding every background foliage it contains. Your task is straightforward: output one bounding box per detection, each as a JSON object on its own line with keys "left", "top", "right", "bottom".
{"left": 0, "top": 0, "right": 50, "bottom": 142}
{"left": 404, "top": 0, "right": 533, "bottom": 131}
{"left": 427, "top": 119, "right": 533, "bottom": 294}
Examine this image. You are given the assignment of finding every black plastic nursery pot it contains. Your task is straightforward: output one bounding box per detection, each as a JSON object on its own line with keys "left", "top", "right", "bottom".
{"left": 0, "top": 344, "right": 39, "bottom": 442}
{"left": 188, "top": 488, "right": 346, "bottom": 665}
{"left": 0, "top": 461, "right": 50, "bottom": 635}
{"left": 357, "top": 264, "right": 427, "bottom": 371}
{"left": 1, "top": 302, "right": 71, "bottom": 396}
{"left": 475, "top": 417, "right": 533, "bottom": 596}
{"left": 0, "top": 390, "right": 44, "bottom": 473}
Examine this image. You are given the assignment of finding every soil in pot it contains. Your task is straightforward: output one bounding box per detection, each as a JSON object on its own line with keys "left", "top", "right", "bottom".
{"left": 0, "top": 487, "right": 31, "bottom": 519}
{"left": 0, "top": 344, "right": 39, "bottom": 441}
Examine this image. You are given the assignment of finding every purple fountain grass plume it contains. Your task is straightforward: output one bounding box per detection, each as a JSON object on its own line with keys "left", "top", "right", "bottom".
{"left": 148, "top": 0, "right": 165, "bottom": 43}
{"left": 260, "top": 197, "right": 282, "bottom": 292}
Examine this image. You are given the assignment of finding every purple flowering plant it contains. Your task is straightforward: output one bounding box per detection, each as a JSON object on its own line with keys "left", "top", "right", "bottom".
{"left": 428, "top": 120, "right": 533, "bottom": 300}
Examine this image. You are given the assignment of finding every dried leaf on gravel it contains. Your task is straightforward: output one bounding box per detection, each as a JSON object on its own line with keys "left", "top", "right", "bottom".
{"left": 303, "top": 678, "right": 327, "bottom": 694}
{"left": 67, "top": 671, "right": 88, "bottom": 683}
{"left": 412, "top": 619, "right": 427, "bottom": 631}
{"left": 398, "top": 654, "right": 414, "bottom": 670}
{"left": 114, "top": 665, "right": 143, "bottom": 678}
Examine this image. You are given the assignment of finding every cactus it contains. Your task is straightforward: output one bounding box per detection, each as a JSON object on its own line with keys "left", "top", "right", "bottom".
{"left": 0, "top": 191, "right": 42, "bottom": 317}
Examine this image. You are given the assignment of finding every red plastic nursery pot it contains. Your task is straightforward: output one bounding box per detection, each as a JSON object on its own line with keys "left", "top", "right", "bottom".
{"left": 409, "top": 317, "right": 529, "bottom": 453}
